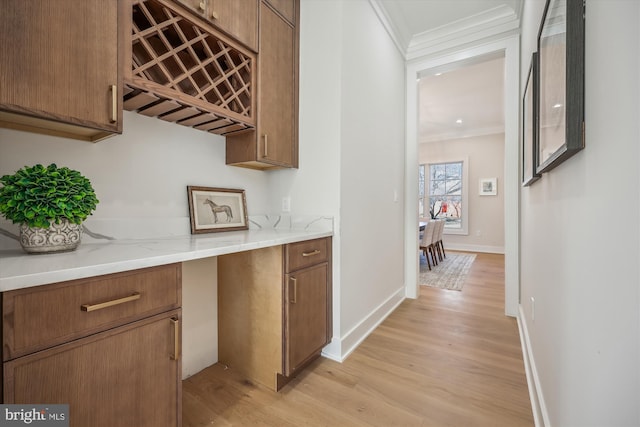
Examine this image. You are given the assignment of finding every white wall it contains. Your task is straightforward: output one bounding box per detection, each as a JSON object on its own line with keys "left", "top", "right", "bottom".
{"left": 420, "top": 133, "right": 505, "bottom": 253}
{"left": 519, "top": 1, "right": 640, "bottom": 425}
{"left": 182, "top": 257, "right": 218, "bottom": 379}
{"left": 0, "top": 111, "right": 270, "bottom": 223}
{"left": 338, "top": 0, "right": 406, "bottom": 354}
{"left": 270, "top": 0, "right": 406, "bottom": 359}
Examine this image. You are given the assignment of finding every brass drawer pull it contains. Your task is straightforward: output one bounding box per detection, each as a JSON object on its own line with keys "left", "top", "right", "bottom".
{"left": 170, "top": 317, "right": 180, "bottom": 360}
{"left": 302, "top": 250, "right": 321, "bottom": 257}
{"left": 263, "top": 134, "right": 268, "bottom": 158}
{"left": 110, "top": 84, "right": 117, "bottom": 123}
{"left": 81, "top": 292, "right": 141, "bottom": 312}
{"left": 290, "top": 277, "right": 297, "bottom": 304}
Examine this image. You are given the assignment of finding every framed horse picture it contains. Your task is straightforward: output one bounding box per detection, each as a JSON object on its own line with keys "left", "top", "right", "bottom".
{"left": 187, "top": 186, "right": 249, "bottom": 233}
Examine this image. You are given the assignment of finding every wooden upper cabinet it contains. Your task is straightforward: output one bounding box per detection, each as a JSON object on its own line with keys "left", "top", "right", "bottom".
{"left": 209, "top": 0, "right": 259, "bottom": 52}
{"left": 172, "top": 0, "right": 207, "bottom": 16}
{"left": 0, "top": 0, "right": 123, "bottom": 142}
{"left": 225, "top": 0, "right": 299, "bottom": 170}
{"left": 173, "top": 0, "right": 258, "bottom": 52}
{"left": 264, "top": 0, "right": 296, "bottom": 25}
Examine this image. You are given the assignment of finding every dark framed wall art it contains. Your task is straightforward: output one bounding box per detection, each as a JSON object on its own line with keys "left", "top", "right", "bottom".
{"left": 536, "top": 0, "right": 586, "bottom": 174}
{"left": 523, "top": 51, "right": 541, "bottom": 186}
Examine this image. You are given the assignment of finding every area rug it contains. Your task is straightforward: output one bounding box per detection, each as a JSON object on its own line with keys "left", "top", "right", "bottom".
{"left": 419, "top": 252, "right": 476, "bottom": 291}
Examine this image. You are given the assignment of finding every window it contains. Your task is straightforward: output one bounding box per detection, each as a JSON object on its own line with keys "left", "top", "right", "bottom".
{"left": 419, "top": 161, "right": 464, "bottom": 230}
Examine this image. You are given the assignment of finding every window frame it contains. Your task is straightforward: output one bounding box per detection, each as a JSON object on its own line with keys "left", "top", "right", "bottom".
{"left": 419, "top": 159, "right": 469, "bottom": 236}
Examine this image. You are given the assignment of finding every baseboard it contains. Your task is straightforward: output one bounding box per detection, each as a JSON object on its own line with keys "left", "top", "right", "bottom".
{"left": 518, "top": 305, "right": 551, "bottom": 427}
{"left": 323, "top": 286, "right": 405, "bottom": 362}
{"left": 445, "top": 243, "right": 505, "bottom": 254}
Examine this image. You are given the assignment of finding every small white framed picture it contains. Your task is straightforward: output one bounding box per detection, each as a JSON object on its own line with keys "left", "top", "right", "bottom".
{"left": 479, "top": 178, "right": 497, "bottom": 196}
{"left": 187, "top": 186, "right": 248, "bottom": 233}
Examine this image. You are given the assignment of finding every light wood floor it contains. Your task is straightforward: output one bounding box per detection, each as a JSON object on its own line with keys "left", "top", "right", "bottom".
{"left": 182, "top": 252, "right": 534, "bottom": 426}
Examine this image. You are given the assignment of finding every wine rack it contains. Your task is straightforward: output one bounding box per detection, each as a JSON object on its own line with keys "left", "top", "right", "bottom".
{"left": 125, "top": 0, "right": 256, "bottom": 136}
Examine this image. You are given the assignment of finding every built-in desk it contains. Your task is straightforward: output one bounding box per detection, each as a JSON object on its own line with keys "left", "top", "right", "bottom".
{"left": 0, "top": 224, "right": 333, "bottom": 427}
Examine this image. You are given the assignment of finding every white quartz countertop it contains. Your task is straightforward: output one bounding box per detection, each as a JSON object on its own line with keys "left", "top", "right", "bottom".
{"left": 0, "top": 228, "right": 332, "bottom": 292}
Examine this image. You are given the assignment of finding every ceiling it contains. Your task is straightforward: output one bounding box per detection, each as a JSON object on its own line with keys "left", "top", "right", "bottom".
{"left": 418, "top": 56, "right": 505, "bottom": 143}
{"left": 374, "top": 0, "right": 522, "bottom": 143}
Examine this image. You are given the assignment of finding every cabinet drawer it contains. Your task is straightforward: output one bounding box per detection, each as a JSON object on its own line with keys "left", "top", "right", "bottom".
{"left": 3, "top": 264, "right": 181, "bottom": 361}
{"left": 285, "top": 237, "right": 329, "bottom": 272}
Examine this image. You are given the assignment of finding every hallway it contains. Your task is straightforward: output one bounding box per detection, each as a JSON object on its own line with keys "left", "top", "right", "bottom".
{"left": 183, "top": 252, "right": 533, "bottom": 426}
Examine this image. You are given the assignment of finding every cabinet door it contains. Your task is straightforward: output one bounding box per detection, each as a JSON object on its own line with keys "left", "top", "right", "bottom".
{"left": 284, "top": 263, "right": 329, "bottom": 376}
{"left": 0, "top": 0, "right": 122, "bottom": 140}
{"left": 209, "top": 0, "right": 259, "bottom": 51}
{"left": 4, "top": 311, "right": 182, "bottom": 427}
{"left": 258, "top": 1, "right": 297, "bottom": 167}
{"left": 173, "top": 0, "right": 208, "bottom": 19}
{"left": 264, "top": 0, "right": 296, "bottom": 26}
{"left": 172, "top": 0, "right": 258, "bottom": 52}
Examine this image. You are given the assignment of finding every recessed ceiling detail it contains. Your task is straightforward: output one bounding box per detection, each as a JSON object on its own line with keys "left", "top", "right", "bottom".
{"left": 419, "top": 56, "right": 505, "bottom": 143}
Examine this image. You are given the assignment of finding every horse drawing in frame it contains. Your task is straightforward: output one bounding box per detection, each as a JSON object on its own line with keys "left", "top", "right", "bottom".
{"left": 203, "top": 198, "right": 233, "bottom": 223}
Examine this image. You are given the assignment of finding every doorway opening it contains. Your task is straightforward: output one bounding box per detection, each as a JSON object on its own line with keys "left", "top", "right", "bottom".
{"left": 404, "top": 36, "right": 520, "bottom": 316}
{"left": 418, "top": 54, "right": 505, "bottom": 253}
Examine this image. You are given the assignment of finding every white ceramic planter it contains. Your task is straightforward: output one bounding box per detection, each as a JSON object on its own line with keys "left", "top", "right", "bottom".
{"left": 20, "top": 219, "right": 83, "bottom": 254}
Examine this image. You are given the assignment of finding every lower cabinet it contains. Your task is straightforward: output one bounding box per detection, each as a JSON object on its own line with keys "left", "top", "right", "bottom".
{"left": 2, "top": 264, "right": 183, "bottom": 427}
{"left": 284, "top": 263, "right": 330, "bottom": 377}
{"left": 218, "top": 237, "right": 332, "bottom": 391}
{"left": 3, "top": 311, "right": 182, "bottom": 427}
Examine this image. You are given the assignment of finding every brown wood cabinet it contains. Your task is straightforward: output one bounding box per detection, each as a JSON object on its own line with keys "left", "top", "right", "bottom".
{"left": 284, "top": 239, "right": 332, "bottom": 377}
{"left": 125, "top": 0, "right": 257, "bottom": 137}
{"left": 226, "top": 0, "right": 299, "bottom": 170}
{"left": 218, "top": 237, "right": 332, "bottom": 390}
{"left": 173, "top": 0, "right": 258, "bottom": 52}
{"left": 264, "top": 0, "right": 296, "bottom": 25}
{"left": 0, "top": 0, "right": 123, "bottom": 142}
{"left": 2, "top": 264, "right": 182, "bottom": 427}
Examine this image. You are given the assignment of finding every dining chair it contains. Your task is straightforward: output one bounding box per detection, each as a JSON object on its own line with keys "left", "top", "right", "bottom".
{"left": 435, "top": 220, "right": 446, "bottom": 261}
{"left": 420, "top": 220, "right": 438, "bottom": 270}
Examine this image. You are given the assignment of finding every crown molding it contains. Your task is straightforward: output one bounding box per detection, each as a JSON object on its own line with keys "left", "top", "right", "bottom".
{"left": 419, "top": 125, "right": 505, "bottom": 144}
{"left": 406, "top": 5, "right": 520, "bottom": 60}
{"left": 370, "top": 2, "right": 520, "bottom": 61}
{"left": 368, "top": 0, "right": 409, "bottom": 58}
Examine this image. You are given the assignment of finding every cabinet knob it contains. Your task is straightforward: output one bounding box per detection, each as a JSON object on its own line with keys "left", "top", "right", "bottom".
{"left": 198, "top": 1, "right": 206, "bottom": 11}
{"left": 211, "top": 10, "right": 219, "bottom": 19}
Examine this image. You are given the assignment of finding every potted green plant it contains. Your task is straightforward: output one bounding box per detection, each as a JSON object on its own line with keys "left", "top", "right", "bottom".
{"left": 0, "top": 163, "right": 99, "bottom": 254}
